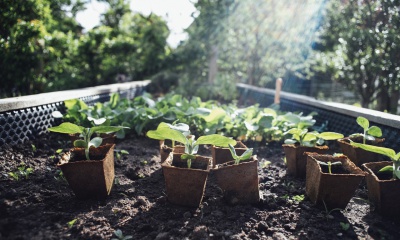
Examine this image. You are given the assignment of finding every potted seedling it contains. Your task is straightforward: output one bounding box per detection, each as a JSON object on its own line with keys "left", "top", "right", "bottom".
{"left": 305, "top": 153, "right": 365, "bottom": 210}
{"left": 147, "top": 122, "right": 236, "bottom": 207}
{"left": 213, "top": 144, "right": 259, "bottom": 204}
{"left": 282, "top": 128, "right": 344, "bottom": 178}
{"left": 158, "top": 122, "right": 191, "bottom": 162}
{"left": 211, "top": 141, "right": 248, "bottom": 167}
{"left": 48, "top": 122, "right": 126, "bottom": 199}
{"left": 337, "top": 116, "right": 384, "bottom": 166}
{"left": 350, "top": 141, "right": 400, "bottom": 218}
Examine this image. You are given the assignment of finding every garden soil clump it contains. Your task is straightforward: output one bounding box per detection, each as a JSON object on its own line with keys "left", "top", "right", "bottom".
{"left": 1, "top": 134, "right": 400, "bottom": 239}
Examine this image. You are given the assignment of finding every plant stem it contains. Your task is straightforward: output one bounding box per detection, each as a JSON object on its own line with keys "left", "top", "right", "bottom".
{"left": 363, "top": 129, "right": 366, "bottom": 144}
{"left": 328, "top": 161, "right": 332, "bottom": 174}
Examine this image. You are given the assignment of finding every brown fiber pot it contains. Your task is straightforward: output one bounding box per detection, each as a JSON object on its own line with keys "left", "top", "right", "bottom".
{"left": 337, "top": 137, "right": 385, "bottom": 167}
{"left": 162, "top": 153, "right": 211, "bottom": 207}
{"left": 211, "top": 141, "right": 247, "bottom": 167}
{"left": 305, "top": 153, "right": 365, "bottom": 210}
{"left": 159, "top": 141, "right": 187, "bottom": 163}
{"left": 282, "top": 144, "right": 329, "bottom": 178}
{"left": 58, "top": 144, "right": 115, "bottom": 200}
{"left": 213, "top": 156, "right": 259, "bottom": 204}
{"left": 363, "top": 161, "right": 400, "bottom": 218}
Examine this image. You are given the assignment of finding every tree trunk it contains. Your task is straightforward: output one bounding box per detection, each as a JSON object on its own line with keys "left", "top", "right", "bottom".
{"left": 208, "top": 45, "right": 218, "bottom": 84}
{"left": 376, "top": 87, "right": 389, "bottom": 112}
{"left": 389, "top": 88, "right": 400, "bottom": 114}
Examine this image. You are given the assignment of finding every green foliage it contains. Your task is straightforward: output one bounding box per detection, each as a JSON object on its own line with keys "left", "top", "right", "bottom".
{"left": 318, "top": 161, "right": 342, "bottom": 174}
{"left": 228, "top": 144, "right": 253, "bottom": 165}
{"left": 350, "top": 116, "right": 382, "bottom": 144}
{"left": 48, "top": 120, "right": 126, "bottom": 160}
{"left": 67, "top": 219, "right": 77, "bottom": 228}
{"left": 9, "top": 164, "right": 33, "bottom": 181}
{"left": 147, "top": 122, "right": 236, "bottom": 168}
{"left": 308, "top": 0, "right": 400, "bottom": 113}
{"left": 340, "top": 222, "right": 350, "bottom": 231}
{"left": 284, "top": 128, "right": 344, "bottom": 147}
{"left": 350, "top": 141, "right": 400, "bottom": 179}
{"left": 112, "top": 229, "right": 133, "bottom": 240}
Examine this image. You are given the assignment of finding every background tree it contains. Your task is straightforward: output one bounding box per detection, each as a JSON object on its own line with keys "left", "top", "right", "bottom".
{"left": 307, "top": 0, "right": 400, "bottom": 113}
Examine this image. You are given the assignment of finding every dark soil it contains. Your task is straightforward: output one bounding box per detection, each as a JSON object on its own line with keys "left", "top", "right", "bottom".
{"left": 1, "top": 135, "right": 400, "bottom": 240}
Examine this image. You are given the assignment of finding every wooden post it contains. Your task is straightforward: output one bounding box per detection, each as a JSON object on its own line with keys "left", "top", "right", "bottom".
{"left": 274, "top": 78, "right": 283, "bottom": 104}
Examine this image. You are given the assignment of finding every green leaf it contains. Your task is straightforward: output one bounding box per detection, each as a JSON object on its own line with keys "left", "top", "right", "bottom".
{"left": 74, "top": 140, "right": 86, "bottom": 148}
{"left": 350, "top": 141, "right": 397, "bottom": 160}
{"left": 51, "top": 111, "right": 63, "bottom": 118}
{"left": 284, "top": 139, "right": 297, "bottom": 144}
{"left": 318, "top": 132, "right": 344, "bottom": 140}
{"left": 56, "top": 149, "right": 63, "bottom": 154}
{"left": 356, "top": 116, "right": 369, "bottom": 130}
{"left": 202, "top": 108, "right": 226, "bottom": 123}
{"left": 67, "top": 219, "right": 77, "bottom": 228}
{"left": 239, "top": 148, "right": 253, "bottom": 160}
{"left": 88, "top": 117, "right": 107, "bottom": 125}
{"left": 378, "top": 165, "right": 393, "bottom": 174}
{"left": 109, "top": 93, "right": 120, "bottom": 108}
{"left": 196, "top": 134, "right": 236, "bottom": 147}
{"left": 146, "top": 123, "right": 188, "bottom": 145}
{"left": 91, "top": 126, "right": 125, "bottom": 134}
{"left": 48, "top": 122, "right": 83, "bottom": 134}
{"left": 245, "top": 121, "right": 259, "bottom": 131}
{"left": 89, "top": 137, "right": 103, "bottom": 148}
{"left": 228, "top": 144, "right": 239, "bottom": 160}
{"left": 367, "top": 126, "right": 382, "bottom": 137}
{"left": 121, "top": 150, "right": 129, "bottom": 155}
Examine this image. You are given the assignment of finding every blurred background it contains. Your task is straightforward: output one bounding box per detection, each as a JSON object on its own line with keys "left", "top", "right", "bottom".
{"left": 1, "top": 0, "right": 399, "bottom": 114}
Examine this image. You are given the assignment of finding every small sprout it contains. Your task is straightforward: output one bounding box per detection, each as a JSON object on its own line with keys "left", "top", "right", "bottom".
{"left": 228, "top": 144, "right": 253, "bottom": 165}
{"left": 56, "top": 149, "right": 63, "bottom": 154}
{"left": 31, "top": 144, "right": 37, "bottom": 152}
{"left": 284, "top": 128, "right": 343, "bottom": 147}
{"left": 67, "top": 219, "right": 77, "bottom": 228}
{"left": 261, "top": 160, "right": 271, "bottom": 169}
{"left": 54, "top": 170, "right": 66, "bottom": 182}
{"left": 318, "top": 161, "right": 342, "bottom": 174}
{"left": 350, "top": 116, "right": 382, "bottom": 144}
{"left": 114, "top": 177, "right": 120, "bottom": 185}
{"left": 9, "top": 164, "right": 33, "bottom": 181}
{"left": 115, "top": 149, "right": 129, "bottom": 161}
{"left": 292, "top": 194, "right": 305, "bottom": 202}
{"left": 340, "top": 222, "right": 350, "bottom": 231}
{"left": 112, "top": 229, "right": 133, "bottom": 240}
{"left": 140, "top": 160, "right": 148, "bottom": 165}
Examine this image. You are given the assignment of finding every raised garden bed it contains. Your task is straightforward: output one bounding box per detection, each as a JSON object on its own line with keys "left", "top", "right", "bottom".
{"left": 1, "top": 134, "right": 399, "bottom": 239}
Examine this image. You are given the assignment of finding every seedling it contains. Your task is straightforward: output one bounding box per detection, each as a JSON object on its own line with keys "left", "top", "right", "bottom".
{"left": 317, "top": 161, "right": 342, "bottom": 174}
{"left": 340, "top": 222, "right": 350, "bottom": 231}
{"left": 147, "top": 122, "right": 236, "bottom": 168}
{"left": 115, "top": 149, "right": 129, "bottom": 161}
{"left": 350, "top": 116, "right": 382, "bottom": 144}
{"left": 228, "top": 144, "right": 253, "bottom": 165}
{"left": 31, "top": 144, "right": 37, "bottom": 152}
{"left": 284, "top": 128, "right": 344, "bottom": 147}
{"left": 67, "top": 219, "right": 77, "bottom": 228}
{"left": 112, "top": 229, "right": 133, "bottom": 240}
{"left": 350, "top": 141, "right": 400, "bottom": 179}
{"left": 9, "top": 164, "right": 33, "bottom": 181}
{"left": 48, "top": 119, "right": 126, "bottom": 160}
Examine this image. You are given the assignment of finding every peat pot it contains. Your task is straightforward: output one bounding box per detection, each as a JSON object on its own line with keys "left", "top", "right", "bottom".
{"left": 58, "top": 144, "right": 115, "bottom": 200}
{"left": 159, "top": 140, "right": 185, "bottom": 163}
{"left": 213, "top": 156, "right": 260, "bottom": 205}
{"left": 363, "top": 161, "right": 400, "bottom": 218}
{"left": 282, "top": 144, "right": 329, "bottom": 178}
{"left": 211, "top": 141, "right": 247, "bottom": 167}
{"left": 162, "top": 153, "right": 212, "bottom": 207}
{"left": 337, "top": 137, "right": 385, "bottom": 167}
{"left": 306, "top": 153, "right": 365, "bottom": 210}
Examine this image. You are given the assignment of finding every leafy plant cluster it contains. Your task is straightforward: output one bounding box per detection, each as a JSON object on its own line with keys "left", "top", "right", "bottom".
{"left": 59, "top": 93, "right": 321, "bottom": 143}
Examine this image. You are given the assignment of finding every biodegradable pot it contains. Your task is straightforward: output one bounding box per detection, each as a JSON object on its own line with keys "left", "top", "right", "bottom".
{"left": 305, "top": 153, "right": 365, "bottom": 210}
{"left": 211, "top": 141, "right": 247, "bottom": 167}
{"left": 363, "top": 161, "right": 400, "bottom": 218}
{"left": 213, "top": 156, "right": 259, "bottom": 204}
{"left": 159, "top": 140, "right": 185, "bottom": 163}
{"left": 338, "top": 137, "right": 385, "bottom": 167}
{"left": 162, "top": 153, "right": 211, "bottom": 207}
{"left": 282, "top": 144, "right": 329, "bottom": 178}
{"left": 58, "top": 144, "right": 115, "bottom": 200}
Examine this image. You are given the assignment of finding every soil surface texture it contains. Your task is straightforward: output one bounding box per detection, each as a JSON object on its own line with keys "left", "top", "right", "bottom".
{"left": 0, "top": 134, "right": 399, "bottom": 240}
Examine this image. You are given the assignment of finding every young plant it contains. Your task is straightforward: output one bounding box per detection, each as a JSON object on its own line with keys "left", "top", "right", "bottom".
{"left": 147, "top": 122, "right": 236, "bottom": 168}
{"left": 284, "top": 128, "right": 344, "bottom": 147}
{"left": 350, "top": 141, "right": 400, "bottom": 179}
{"left": 350, "top": 116, "right": 382, "bottom": 144}
{"left": 48, "top": 120, "right": 126, "bottom": 160}
{"left": 9, "top": 163, "right": 33, "bottom": 181}
{"left": 228, "top": 144, "right": 253, "bottom": 165}
{"left": 317, "top": 161, "right": 342, "bottom": 174}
